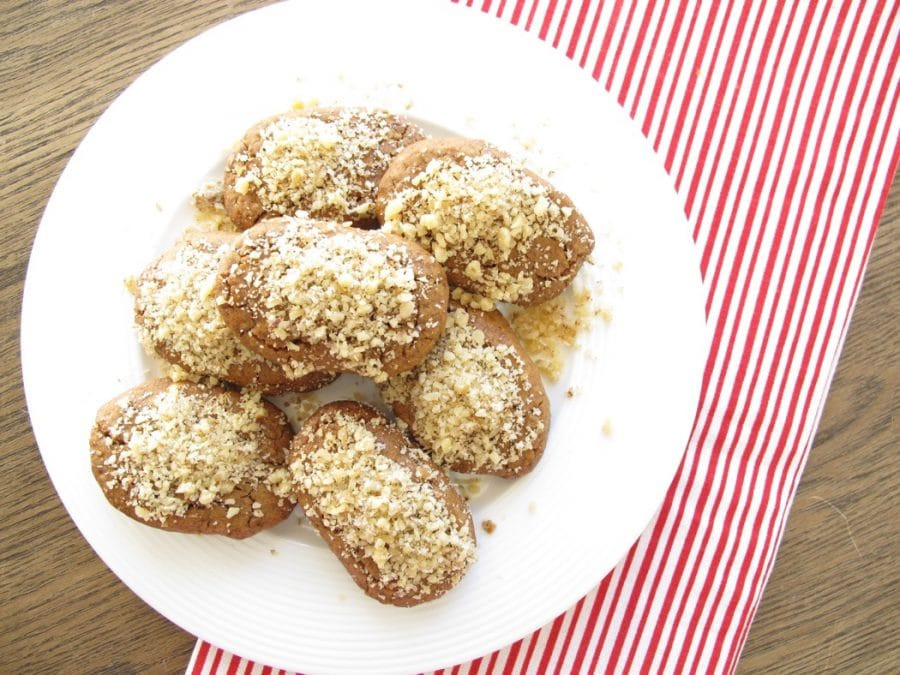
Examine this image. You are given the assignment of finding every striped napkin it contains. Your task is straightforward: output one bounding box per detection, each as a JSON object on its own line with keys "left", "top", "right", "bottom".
{"left": 189, "top": 1, "right": 900, "bottom": 673}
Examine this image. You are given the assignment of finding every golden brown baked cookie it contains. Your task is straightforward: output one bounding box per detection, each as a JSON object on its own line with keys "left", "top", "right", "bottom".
{"left": 133, "top": 232, "right": 335, "bottom": 394}
{"left": 90, "top": 379, "right": 295, "bottom": 538}
{"left": 289, "top": 401, "right": 476, "bottom": 606}
{"left": 381, "top": 304, "right": 550, "bottom": 477}
{"left": 377, "top": 138, "right": 595, "bottom": 305}
{"left": 215, "top": 216, "right": 449, "bottom": 382}
{"left": 224, "top": 107, "right": 425, "bottom": 229}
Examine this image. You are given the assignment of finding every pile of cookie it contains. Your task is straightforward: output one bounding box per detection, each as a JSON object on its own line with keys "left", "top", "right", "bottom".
{"left": 91, "top": 107, "right": 594, "bottom": 606}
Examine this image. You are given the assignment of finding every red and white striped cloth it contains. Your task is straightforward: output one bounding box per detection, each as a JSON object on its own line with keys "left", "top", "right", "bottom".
{"left": 190, "top": 1, "right": 900, "bottom": 673}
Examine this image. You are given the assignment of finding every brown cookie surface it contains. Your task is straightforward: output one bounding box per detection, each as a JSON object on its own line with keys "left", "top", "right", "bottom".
{"left": 133, "top": 232, "right": 335, "bottom": 394}
{"left": 377, "top": 138, "right": 595, "bottom": 306}
{"left": 289, "top": 401, "right": 476, "bottom": 606}
{"left": 224, "top": 107, "right": 425, "bottom": 229}
{"left": 90, "top": 379, "right": 295, "bottom": 538}
{"left": 215, "top": 217, "right": 449, "bottom": 382}
{"left": 381, "top": 304, "right": 550, "bottom": 477}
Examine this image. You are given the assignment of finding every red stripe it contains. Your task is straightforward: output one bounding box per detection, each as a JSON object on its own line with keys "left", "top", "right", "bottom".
{"left": 484, "top": 647, "right": 500, "bottom": 675}
{"left": 524, "top": 0, "right": 542, "bottom": 31}
{"left": 608, "top": 3, "right": 827, "bottom": 670}
{"left": 680, "top": 5, "right": 879, "bottom": 672}
{"left": 683, "top": 1, "right": 757, "bottom": 217}
{"left": 451, "top": 663, "right": 461, "bottom": 674}
{"left": 535, "top": 612, "right": 566, "bottom": 673}
{"left": 578, "top": 0, "right": 606, "bottom": 69}
{"left": 567, "top": 573, "right": 614, "bottom": 672}
{"left": 565, "top": 0, "right": 593, "bottom": 58}
{"left": 495, "top": 0, "right": 507, "bottom": 17}
{"left": 481, "top": 0, "right": 493, "bottom": 13}
{"left": 539, "top": 0, "right": 560, "bottom": 40}
{"left": 651, "top": 1, "right": 704, "bottom": 153}
{"left": 225, "top": 654, "right": 241, "bottom": 675}
{"left": 518, "top": 631, "right": 541, "bottom": 673}
{"left": 552, "top": 0, "right": 574, "bottom": 48}
{"left": 721, "top": 26, "right": 900, "bottom": 674}
{"left": 604, "top": 1, "right": 639, "bottom": 91}
{"left": 192, "top": 641, "right": 212, "bottom": 675}
{"left": 653, "top": 4, "right": 850, "bottom": 669}
{"left": 242, "top": 659, "right": 255, "bottom": 675}
{"left": 642, "top": 0, "right": 692, "bottom": 138}
{"left": 628, "top": 0, "right": 674, "bottom": 119}
{"left": 208, "top": 647, "right": 224, "bottom": 674}
{"left": 551, "top": 595, "right": 587, "bottom": 674}
{"left": 510, "top": 0, "right": 527, "bottom": 24}
{"left": 500, "top": 637, "right": 524, "bottom": 675}
{"left": 617, "top": 1, "right": 658, "bottom": 106}
{"left": 663, "top": 2, "right": 730, "bottom": 177}
{"left": 468, "top": 655, "right": 483, "bottom": 675}
{"left": 591, "top": 0, "right": 624, "bottom": 81}
{"left": 260, "top": 665, "right": 272, "bottom": 675}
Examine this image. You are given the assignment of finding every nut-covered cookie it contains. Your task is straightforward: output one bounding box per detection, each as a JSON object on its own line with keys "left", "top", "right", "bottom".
{"left": 90, "top": 379, "right": 295, "bottom": 538}
{"left": 289, "top": 401, "right": 476, "bottom": 606}
{"left": 377, "top": 138, "right": 594, "bottom": 305}
{"left": 381, "top": 304, "right": 549, "bottom": 477}
{"left": 215, "top": 216, "right": 449, "bottom": 382}
{"left": 133, "top": 232, "right": 335, "bottom": 394}
{"left": 224, "top": 107, "right": 425, "bottom": 229}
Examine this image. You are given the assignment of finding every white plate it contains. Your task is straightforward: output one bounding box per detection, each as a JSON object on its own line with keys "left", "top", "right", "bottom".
{"left": 21, "top": 1, "right": 707, "bottom": 673}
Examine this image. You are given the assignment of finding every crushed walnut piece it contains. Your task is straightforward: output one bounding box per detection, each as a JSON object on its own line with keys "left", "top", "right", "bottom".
{"left": 481, "top": 519, "right": 497, "bottom": 534}
{"left": 290, "top": 411, "right": 476, "bottom": 596}
{"left": 602, "top": 418, "right": 613, "bottom": 436}
{"left": 99, "top": 384, "right": 293, "bottom": 523}
{"left": 381, "top": 308, "right": 544, "bottom": 472}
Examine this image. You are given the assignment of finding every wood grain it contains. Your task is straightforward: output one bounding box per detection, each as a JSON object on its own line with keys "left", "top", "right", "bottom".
{"left": 0, "top": 2, "right": 896, "bottom": 673}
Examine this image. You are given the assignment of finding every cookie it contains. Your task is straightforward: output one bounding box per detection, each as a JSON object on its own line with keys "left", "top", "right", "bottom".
{"left": 224, "top": 107, "right": 425, "bottom": 229}
{"left": 215, "top": 216, "right": 449, "bottom": 382}
{"left": 381, "top": 304, "right": 550, "bottom": 477}
{"left": 90, "top": 379, "right": 295, "bottom": 538}
{"left": 377, "top": 138, "right": 594, "bottom": 305}
{"left": 133, "top": 231, "right": 335, "bottom": 394}
{"left": 289, "top": 401, "right": 476, "bottom": 606}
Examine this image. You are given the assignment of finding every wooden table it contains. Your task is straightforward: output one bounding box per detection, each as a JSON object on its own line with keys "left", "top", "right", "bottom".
{"left": 1, "top": 2, "right": 896, "bottom": 672}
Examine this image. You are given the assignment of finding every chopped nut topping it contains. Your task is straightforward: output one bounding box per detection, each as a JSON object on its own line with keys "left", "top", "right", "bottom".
{"left": 99, "top": 384, "right": 292, "bottom": 523}
{"left": 481, "top": 519, "right": 497, "bottom": 534}
{"left": 231, "top": 109, "right": 417, "bottom": 222}
{"left": 381, "top": 308, "right": 543, "bottom": 472}
{"left": 224, "top": 218, "right": 426, "bottom": 382}
{"left": 382, "top": 152, "right": 575, "bottom": 303}
{"left": 291, "top": 410, "right": 476, "bottom": 596}
{"left": 509, "top": 287, "right": 595, "bottom": 380}
{"left": 133, "top": 236, "right": 317, "bottom": 385}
